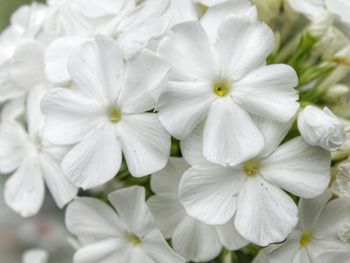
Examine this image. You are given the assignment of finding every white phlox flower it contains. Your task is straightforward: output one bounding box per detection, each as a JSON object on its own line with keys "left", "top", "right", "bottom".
{"left": 157, "top": 15, "right": 299, "bottom": 166}
{"left": 0, "top": 85, "right": 77, "bottom": 217}
{"left": 147, "top": 157, "right": 248, "bottom": 262}
{"left": 42, "top": 36, "right": 171, "bottom": 190}
{"left": 65, "top": 186, "right": 185, "bottom": 263}
{"left": 178, "top": 117, "right": 331, "bottom": 246}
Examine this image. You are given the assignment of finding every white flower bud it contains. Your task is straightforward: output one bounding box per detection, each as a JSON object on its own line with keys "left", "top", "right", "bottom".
{"left": 298, "top": 105, "right": 346, "bottom": 151}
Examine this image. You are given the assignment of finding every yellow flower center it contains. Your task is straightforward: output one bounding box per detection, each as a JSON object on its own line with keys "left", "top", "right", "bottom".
{"left": 107, "top": 106, "right": 121, "bottom": 123}
{"left": 300, "top": 231, "right": 313, "bottom": 247}
{"left": 213, "top": 79, "right": 232, "bottom": 97}
{"left": 125, "top": 232, "right": 142, "bottom": 246}
{"left": 243, "top": 159, "right": 260, "bottom": 176}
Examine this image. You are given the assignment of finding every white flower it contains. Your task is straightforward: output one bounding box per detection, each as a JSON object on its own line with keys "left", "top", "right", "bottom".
{"left": 0, "top": 85, "right": 77, "bottom": 217}
{"left": 42, "top": 36, "right": 170, "bottom": 189}
{"left": 298, "top": 105, "right": 346, "bottom": 151}
{"left": 332, "top": 161, "right": 350, "bottom": 198}
{"left": 147, "top": 157, "right": 248, "bottom": 262}
{"left": 22, "top": 249, "right": 49, "bottom": 263}
{"left": 65, "top": 186, "right": 185, "bottom": 263}
{"left": 44, "top": 0, "right": 169, "bottom": 85}
{"left": 158, "top": 15, "right": 299, "bottom": 166}
{"left": 179, "top": 117, "right": 331, "bottom": 246}
{"left": 261, "top": 191, "right": 350, "bottom": 263}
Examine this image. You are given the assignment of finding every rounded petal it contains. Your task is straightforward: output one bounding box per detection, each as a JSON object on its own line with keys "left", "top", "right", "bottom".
{"left": 235, "top": 176, "right": 298, "bottom": 246}
{"left": 158, "top": 21, "right": 218, "bottom": 81}
{"left": 215, "top": 16, "right": 274, "bottom": 80}
{"left": 179, "top": 165, "right": 246, "bottom": 225}
{"left": 203, "top": 99, "right": 264, "bottom": 166}
{"left": 4, "top": 156, "right": 45, "bottom": 217}
{"left": 215, "top": 219, "right": 249, "bottom": 250}
{"left": 62, "top": 125, "right": 122, "bottom": 189}
{"left": 116, "top": 113, "right": 170, "bottom": 177}
{"left": 234, "top": 64, "right": 299, "bottom": 122}
{"left": 41, "top": 88, "right": 106, "bottom": 145}
{"left": 158, "top": 81, "right": 215, "bottom": 139}
{"left": 261, "top": 137, "right": 331, "bottom": 198}
{"left": 172, "top": 216, "right": 222, "bottom": 262}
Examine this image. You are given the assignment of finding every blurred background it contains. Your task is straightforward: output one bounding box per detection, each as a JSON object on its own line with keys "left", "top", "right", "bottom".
{"left": 0, "top": 1, "right": 74, "bottom": 262}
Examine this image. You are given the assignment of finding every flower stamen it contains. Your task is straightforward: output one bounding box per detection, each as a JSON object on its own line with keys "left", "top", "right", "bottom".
{"left": 243, "top": 159, "right": 260, "bottom": 176}
{"left": 300, "top": 231, "right": 313, "bottom": 247}
{"left": 213, "top": 78, "right": 232, "bottom": 97}
{"left": 107, "top": 106, "right": 121, "bottom": 123}
{"left": 125, "top": 232, "right": 142, "bottom": 246}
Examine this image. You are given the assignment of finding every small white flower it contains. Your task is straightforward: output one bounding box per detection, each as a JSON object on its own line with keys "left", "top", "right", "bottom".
{"left": 42, "top": 36, "right": 170, "bottom": 189}
{"left": 158, "top": 15, "right": 299, "bottom": 166}
{"left": 147, "top": 157, "right": 248, "bottom": 262}
{"left": 65, "top": 186, "right": 185, "bottom": 263}
{"left": 298, "top": 105, "right": 346, "bottom": 151}
{"left": 22, "top": 248, "right": 49, "bottom": 263}
{"left": 261, "top": 191, "right": 350, "bottom": 263}
{"left": 179, "top": 117, "right": 330, "bottom": 246}
{"left": 0, "top": 86, "right": 77, "bottom": 217}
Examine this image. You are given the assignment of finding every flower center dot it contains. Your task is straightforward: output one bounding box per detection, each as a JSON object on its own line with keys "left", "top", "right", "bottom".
{"left": 125, "top": 232, "right": 142, "bottom": 246}
{"left": 243, "top": 159, "right": 260, "bottom": 176}
{"left": 107, "top": 106, "right": 121, "bottom": 123}
{"left": 300, "top": 231, "right": 313, "bottom": 247}
{"left": 213, "top": 78, "right": 232, "bottom": 97}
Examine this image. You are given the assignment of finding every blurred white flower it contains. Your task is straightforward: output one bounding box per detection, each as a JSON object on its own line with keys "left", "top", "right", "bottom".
{"left": 158, "top": 15, "right": 299, "bottom": 166}
{"left": 0, "top": 86, "right": 77, "bottom": 217}
{"left": 298, "top": 105, "right": 346, "bottom": 151}
{"left": 42, "top": 36, "right": 170, "bottom": 189}
{"left": 261, "top": 191, "right": 350, "bottom": 263}
{"left": 179, "top": 118, "right": 330, "bottom": 246}
{"left": 65, "top": 186, "right": 185, "bottom": 263}
{"left": 147, "top": 157, "right": 248, "bottom": 262}
{"left": 22, "top": 249, "right": 48, "bottom": 263}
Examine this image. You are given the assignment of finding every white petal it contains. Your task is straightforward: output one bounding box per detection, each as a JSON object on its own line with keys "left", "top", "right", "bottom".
{"left": 297, "top": 190, "right": 332, "bottom": 231}
{"left": 150, "top": 157, "right": 189, "bottom": 195}
{"left": 179, "top": 165, "right": 246, "bottom": 225}
{"left": 180, "top": 122, "right": 209, "bottom": 166}
{"left": 203, "top": 99, "right": 264, "bottom": 166}
{"left": 41, "top": 88, "right": 105, "bottom": 145}
{"left": 235, "top": 176, "right": 298, "bottom": 246}
{"left": 108, "top": 186, "right": 154, "bottom": 236}
{"left": 4, "top": 156, "right": 45, "bottom": 217}
{"left": 215, "top": 16, "right": 274, "bottom": 80}
{"left": 251, "top": 115, "right": 294, "bottom": 158}
{"left": 288, "top": 0, "right": 326, "bottom": 20}
{"left": 62, "top": 125, "right": 122, "bottom": 189}
{"left": 172, "top": 216, "right": 222, "bottom": 262}
{"left": 39, "top": 155, "right": 77, "bottom": 208}
{"left": 268, "top": 231, "right": 301, "bottom": 263}
{"left": 215, "top": 219, "right": 249, "bottom": 250}
{"left": 158, "top": 81, "right": 215, "bottom": 139}
{"left": 74, "top": 239, "right": 128, "bottom": 263}
{"left": 158, "top": 21, "right": 218, "bottom": 81}
{"left": 65, "top": 197, "right": 124, "bottom": 239}
{"left": 0, "top": 96, "right": 25, "bottom": 122}
{"left": 116, "top": 113, "right": 170, "bottom": 177}
{"left": 326, "top": 0, "right": 350, "bottom": 24}
{"left": 168, "top": 0, "right": 198, "bottom": 25}
{"left": 315, "top": 251, "right": 350, "bottom": 263}
{"left": 261, "top": 137, "right": 331, "bottom": 198}
{"left": 201, "top": 1, "right": 257, "bottom": 41}
{"left": 45, "top": 36, "right": 87, "bottom": 84}
{"left": 0, "top": 121, "right": 31, "bottom": 173}
{"left": 147, "top": 194, "right": 186, "bottom": 238}
{"left": 0, "top": 62, "right": 25, "bottom": 102}
{"left": 22, "top": 249, "right": 48, "bottom": 263}
{"left": 234, "top": 64, "right": 299, "bottom": 122}
{"left": 67, "top": 36, "right": 124, "bottom": 104}
{"left": 118, "top": 50, "right": 170, "bottom": 113}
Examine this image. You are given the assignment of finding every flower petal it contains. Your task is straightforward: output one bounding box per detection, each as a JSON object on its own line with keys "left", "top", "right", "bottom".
{"left": 4, "top": 156, "right": 45, "bottom": 217}
{"left": 158, "top": 21, "right": 218, "bottom": 81}
{"left": 179, "top": 164, "right": 246, "bottom": 225}
{"left": 62, "top": 125, "right": 122, "bottom": 189}
{"left": 203, "top": 99, "right": 264, "bottom": 166}
{"left": 215, "top": 219, "right": 249, "bottom": 250}
{"left": 234, "top": 64, "right": 299, "bottom": 122}
{"left": 215, "top": 16, "right": 274, "bottom": 80}
{"left": 116, "top": 113, "right": 170, "bottom": 177}
{"left": 261, "top": 137, "right": 331, "bottom": 198}
{"left": 235, "top": 176, "right": 298, "bottom": 246}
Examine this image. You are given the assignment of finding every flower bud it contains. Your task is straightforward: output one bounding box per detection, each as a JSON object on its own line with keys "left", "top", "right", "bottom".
{"left": 298, "top": 105, "right": 346, "bottom": 151}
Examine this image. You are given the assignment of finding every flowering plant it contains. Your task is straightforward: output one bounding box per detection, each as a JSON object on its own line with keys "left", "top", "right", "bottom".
{"left": 1, "top": 0, "right": 350, "bottom": 262}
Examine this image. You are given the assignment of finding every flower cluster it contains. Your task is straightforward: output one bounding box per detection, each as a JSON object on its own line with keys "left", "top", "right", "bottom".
{"left": 1, "top": 0, "right": 350, "bottom": 262}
